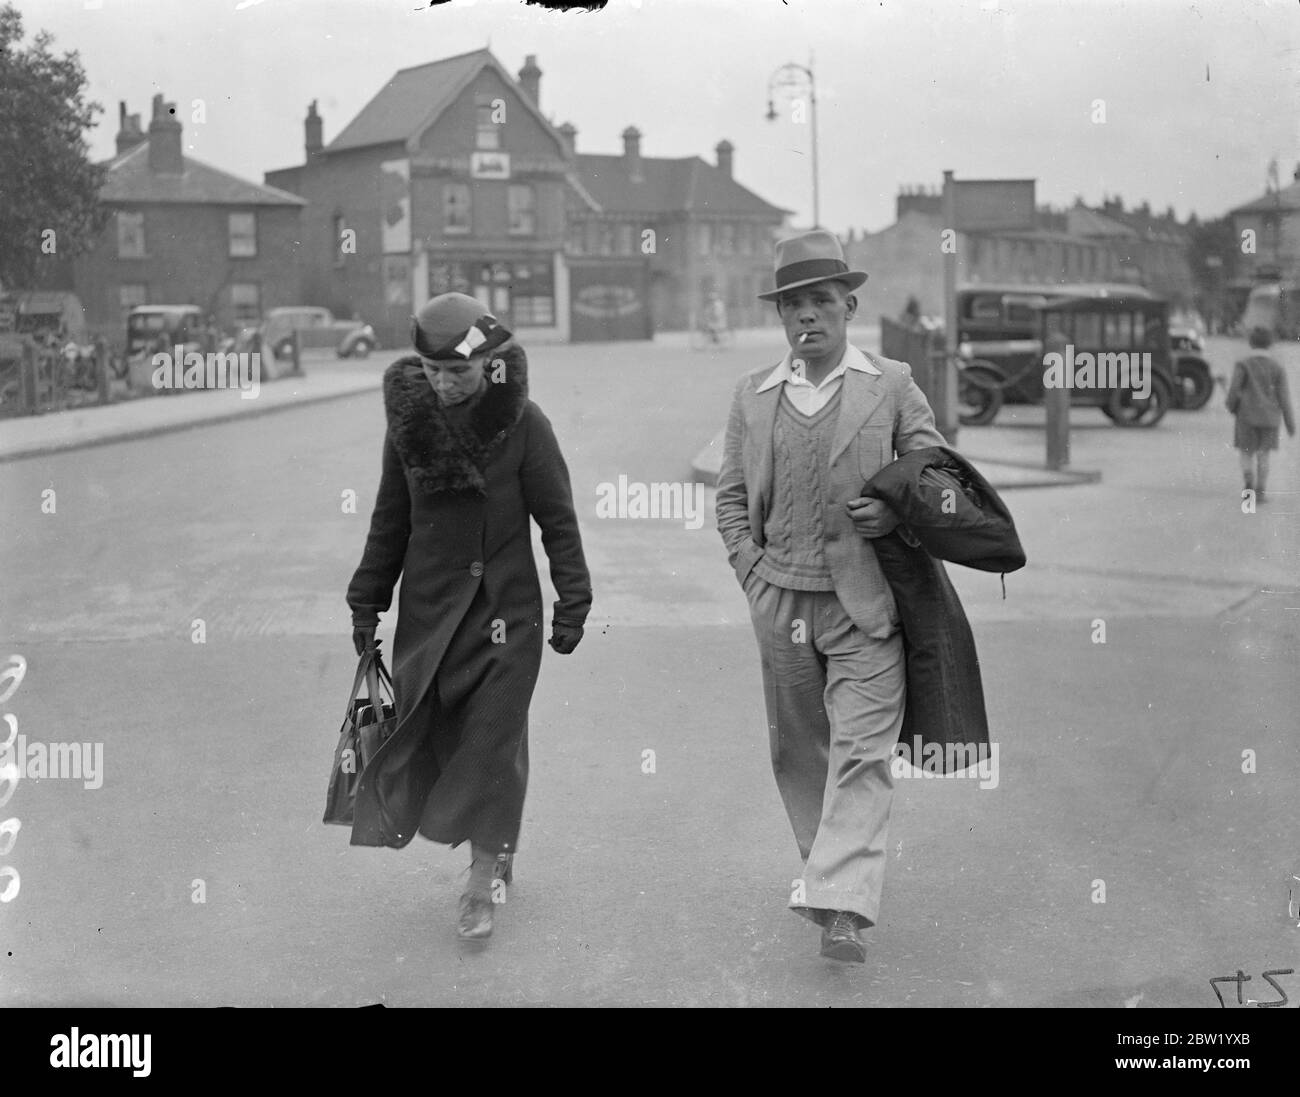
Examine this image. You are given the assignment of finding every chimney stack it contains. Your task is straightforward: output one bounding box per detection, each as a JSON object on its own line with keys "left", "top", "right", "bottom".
{"left": 305, "top": 100, "right": 323, "bottom": 160}
{"left": 115, "top": 100, "right": 146, "bottom": 156}
{"left": 518, "top": 54, "right": 541, "bottom": 107}
{"left": 558, "top": 121, "right": 577, "bottom": 160}
{"left": 147, "top": 93, "right": 184, "bottom": 176}
{"left": 715, "top": 139, "right": 733, "bottom": 178}
{"left": 622, "top": 125, "right": 643, "bottom": 183}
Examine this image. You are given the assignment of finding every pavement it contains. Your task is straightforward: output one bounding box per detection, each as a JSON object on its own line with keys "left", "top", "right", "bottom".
{"left": 1, "top": 329, "right": 1297, "bottom": 1007}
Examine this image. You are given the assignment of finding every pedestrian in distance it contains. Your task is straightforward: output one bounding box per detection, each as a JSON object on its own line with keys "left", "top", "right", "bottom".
{"left": 1226, "top": 326, "right": 1295, "bottom": 504}
{"left": 715, "top": 229, "right": 949, "bottom": 963}
{"left": 346, "top": 292, "right": 592, "bottom": 942}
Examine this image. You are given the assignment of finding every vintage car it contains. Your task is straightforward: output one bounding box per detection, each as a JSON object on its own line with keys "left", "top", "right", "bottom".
{"left": 1241, "top": 281, "right": 1299, "bottom": 341}
{"left": 257, "top": 307, "right": 376, "bottom": 359}
{"left": 956, "top": 286, "right": 1182, "bottom": 427}
{"left": 953, "top": 283, "right": 1213, "bottom": 419}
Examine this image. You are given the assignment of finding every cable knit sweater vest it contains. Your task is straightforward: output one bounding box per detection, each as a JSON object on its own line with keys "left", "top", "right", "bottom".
{"left": 754, "top": 388, "right": 842, "bottom": 590}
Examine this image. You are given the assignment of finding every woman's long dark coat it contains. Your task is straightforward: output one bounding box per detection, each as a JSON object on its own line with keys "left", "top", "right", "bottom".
{"left": 345, "top": 343, "right": 591, "bottom": 851}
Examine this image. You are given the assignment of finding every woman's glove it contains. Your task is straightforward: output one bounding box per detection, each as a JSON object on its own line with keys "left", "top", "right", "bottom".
{"left": 353, "top": 625, "right": 378, "bottom": 656}
{"left": 549, "top": 621, "right": 583, "bottom": 655}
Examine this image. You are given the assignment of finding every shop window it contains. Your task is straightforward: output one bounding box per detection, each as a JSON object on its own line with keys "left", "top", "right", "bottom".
{"left": 228, "top": 212, "right": 257, "bottom": 258}
{"left": 508, "top": 185, "right": 535, "bottom": 235}
{"left": 116, "top": 212, "right": 145, "bottom": 258}
{"left": 719, "top": 223, "right": 734, "bottom": 255}
{"left": 443, "top": 183, "right": 471, "bottom": 234}
{"left": 616, "top": 224, "right": 634, "bottom": 255}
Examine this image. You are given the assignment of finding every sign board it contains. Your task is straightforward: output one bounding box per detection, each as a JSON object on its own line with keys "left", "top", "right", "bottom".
{"left": 380, "top": 158, "right": 411, "bottom": 255}
{"left": 953, "top": 179, "right": 1036, "bottom": 232}
{"left": 470, "top": 151, "right": 510, "bottom": 180}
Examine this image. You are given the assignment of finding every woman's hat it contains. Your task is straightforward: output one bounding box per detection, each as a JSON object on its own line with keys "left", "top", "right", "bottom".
{"left": 410, "top": 292, "right": 513, "bottom": 360}
{"left": 757, "top": 229, "right": 868, "bottom": 301}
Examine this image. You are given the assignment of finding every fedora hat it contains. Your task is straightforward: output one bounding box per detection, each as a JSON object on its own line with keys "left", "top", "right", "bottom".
{"left": 757, "top": 229, "right": 868, "bottom": 301}
{"left": 410, "top": 292, "right": 513, "bottom": 360}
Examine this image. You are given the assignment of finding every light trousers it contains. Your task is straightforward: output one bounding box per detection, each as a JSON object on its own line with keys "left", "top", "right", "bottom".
{"left": 744, "top": 574, "right": 906, "bottom": 927}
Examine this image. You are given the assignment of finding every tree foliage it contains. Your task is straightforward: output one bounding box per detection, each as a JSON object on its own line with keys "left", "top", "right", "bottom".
{"left": 0, "top": 3, "right": 108, "bottom": 292}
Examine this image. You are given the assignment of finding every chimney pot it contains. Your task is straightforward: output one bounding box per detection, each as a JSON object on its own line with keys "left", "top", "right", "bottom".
{"left": 305, "top": 100, "right": 323, "bottom": 159}
{"left": 518, "top": 54, "right": 542, "bottom": 107}
{"left": 558, "top": 121, "right": 577, "bottom": 160}
{"left": 622, "top": 126, "right": 643, "bottom": 182}
{"left": 147, "top": 92, "right": 184, "bottom": 175}
{"left": 715, "top": 139, "right": 733, "bottom": 178}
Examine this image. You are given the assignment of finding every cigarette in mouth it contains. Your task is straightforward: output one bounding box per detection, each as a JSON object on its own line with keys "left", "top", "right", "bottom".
{"left": 798, "top": 332, "right": 813, "bottom": 343}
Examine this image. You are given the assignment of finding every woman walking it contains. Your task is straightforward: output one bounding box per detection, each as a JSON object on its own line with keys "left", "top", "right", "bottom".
{"left": 346, "top": 293, "right": 591, "bottom": 941}
{"left": 1227, "top": 326, "right": 1295, "bottom": 503}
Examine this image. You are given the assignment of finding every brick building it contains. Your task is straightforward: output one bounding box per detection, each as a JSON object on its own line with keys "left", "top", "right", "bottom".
{"left": 564, "top": 127, "right": 789, "bottom": 332}
{"left": 266, "top": 48, "right": 789, "bottom": 343}
{"left": 73, "top": 94, "right": 305, "bottom": 343}
{"left": 844, "top": 183, "right": 1194, "bottom": 319}
{"left": 1229, "top": 163, "right": 1300, "bottom": 284}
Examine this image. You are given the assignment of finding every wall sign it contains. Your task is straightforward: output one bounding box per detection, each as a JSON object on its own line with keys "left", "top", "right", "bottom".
{"left": 471, "top": 151, "right": 511, "bottom": 180}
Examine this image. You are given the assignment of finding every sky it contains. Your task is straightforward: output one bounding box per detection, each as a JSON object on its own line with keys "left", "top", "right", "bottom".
{"left": 16, "top": 0, "right": 1300, "bottom": 232}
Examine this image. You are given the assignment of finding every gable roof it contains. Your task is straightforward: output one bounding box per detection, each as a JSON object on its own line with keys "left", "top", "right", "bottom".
{"left": 571, "top": 153, "right": 788, "bottom": 218}
{"left": 101, "top": 142, "right": 306, "bottom": 206}
{"left": 1232, "top": 178, "right": 1300, "bottom": 214}
{"left": 326, "top": 48, "right": 563, "bottom": 157}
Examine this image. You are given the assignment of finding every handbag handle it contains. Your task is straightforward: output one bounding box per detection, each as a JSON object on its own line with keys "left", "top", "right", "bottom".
{"left": 364, "top": 652, "right": 395, "bottom": 721}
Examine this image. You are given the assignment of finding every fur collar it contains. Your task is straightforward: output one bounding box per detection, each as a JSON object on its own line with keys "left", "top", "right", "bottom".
{"left": 383, "top": 341, "right": 529, "bottom": 497}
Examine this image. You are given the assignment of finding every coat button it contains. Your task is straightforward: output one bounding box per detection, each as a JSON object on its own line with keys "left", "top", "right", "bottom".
{"left": 470, "top": 561, "right": 484, "bottom": 577}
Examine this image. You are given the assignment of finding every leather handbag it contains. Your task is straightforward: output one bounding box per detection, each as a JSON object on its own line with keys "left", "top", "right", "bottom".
{"left": 322, "top": 648, "right": 397, "bottom": 827}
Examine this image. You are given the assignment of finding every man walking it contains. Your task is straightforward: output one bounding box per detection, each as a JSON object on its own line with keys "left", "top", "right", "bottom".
{"left": 715, "top": 229, "right": 947, "bottom": 962}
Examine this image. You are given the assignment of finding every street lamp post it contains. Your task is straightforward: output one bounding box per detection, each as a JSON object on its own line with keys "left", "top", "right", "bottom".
{"left": 766, "top": 59, "right": 820, "bottom": 230}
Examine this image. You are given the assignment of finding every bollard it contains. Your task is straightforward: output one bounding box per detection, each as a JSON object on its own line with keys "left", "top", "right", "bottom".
{"left": 1044, "top": 332, "right": 1070, "bottom": 469}
{"left": 96, "top": 346, "right": 111, "bottom": 405}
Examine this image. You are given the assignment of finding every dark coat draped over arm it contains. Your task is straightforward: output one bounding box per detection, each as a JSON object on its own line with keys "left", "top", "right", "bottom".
{"left": 347, "top": 430, "right": 412, "bottom": 628}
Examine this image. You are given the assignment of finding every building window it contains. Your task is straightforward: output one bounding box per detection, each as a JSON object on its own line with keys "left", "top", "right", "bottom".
{"left": 739, "top": 223, "right": 753, "bottom": 255}
{"left": 230, "top": 283, "right": 260, "bottom": 324}
{"left": 585, "top": 221, "right": 600, "bottom": 255}
{"left": 719, "top": 223, "right": 735, "bottom": 255}
{"left": 116, "top": 212, "right": 145, "bottom": 258}
{"left": 599, "top": 222, "right": 614, "bottom": 255}
{"left": 118, "top": 283, "right": 147, "bottom": 318}
{"left": 511, "top": 260, "right": 555, "bottom": 326}
{"left": 698, "top": 222, "right": 712, "bottom": 257}
{"left": 616, "top": 223, "right": 634, "bottom": 255}
{"left": 476, "top": 100, "right": 501, "bottom": 150}
{"left": 508, "top": 184, "right": 535, "bottom": 235}
{"left": 228, "top": 212, "right": 257, "bottom": 258}
{"left": 567, "top": 219, "right": 585, "bottom": 255}
{"left": 443, "top": 183, "right": 471, "bottom": 234}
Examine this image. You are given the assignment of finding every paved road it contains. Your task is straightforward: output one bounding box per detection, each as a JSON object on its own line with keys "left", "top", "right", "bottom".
{"left": 1, "top": 332, "right": 1297, "bottom": 1006}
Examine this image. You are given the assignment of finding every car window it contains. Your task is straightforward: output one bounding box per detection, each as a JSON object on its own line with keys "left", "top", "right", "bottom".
{"left": 968, "top": 295, "right": 1001, "bottom": 320}
{"left": 1074, "top": 313, "right": 1101, "bottom": 346}
{"left": 1102, "top": 313, "right": 1132, "bottom": 348}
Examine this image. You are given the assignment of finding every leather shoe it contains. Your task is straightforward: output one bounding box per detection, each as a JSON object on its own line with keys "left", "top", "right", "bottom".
{"left": 820, "top": 911, "right": 865, "bottom": 963}
{"left": 457, "top": 891, "right": 493, "bottom": 940}
{"left": 494, "top": 853, "right": 513, "bottom": 887}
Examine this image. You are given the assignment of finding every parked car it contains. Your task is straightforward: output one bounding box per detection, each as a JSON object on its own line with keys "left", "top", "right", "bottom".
{"left": 124, "top": 305, "right": 210, "bottom": 391}
{"left": 955, "top": 286, "right": 1180, "bottom": 427}
{"left": 952, "top": 283, "right": 1213, "bottom": 414}
{"left": 259, "top": 307, "right": 376, "bottom": 359}
{"left": 1241, "top": 282, "right": 1299, "bottom": 341}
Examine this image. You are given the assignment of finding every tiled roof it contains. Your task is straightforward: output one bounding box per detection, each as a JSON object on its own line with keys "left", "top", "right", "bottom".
{"left": 1231, "top": 179, "right": 1300, "bottom": 214}
{"left": 571, "top": 153, "right": 788, "bottom": 217}
{"left": 327, "top": 48, "right": 489, "bottom": 153}
{"left": 102, "top": 143, "right": 306, "bottom": 206}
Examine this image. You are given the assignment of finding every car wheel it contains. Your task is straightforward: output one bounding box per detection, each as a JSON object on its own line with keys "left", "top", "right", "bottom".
{"left": 1174, "top": 357, "right": 1213, "bottom": 411}
{"left": 1107, "top": 372, "right": 1170, "bottom": 427}
{"left": 351, "top": 338, "right": 372, "bottom": 359}
{"left": 957, "top": 364, "right": 1005, "bottom": 426}
{"left": 275, "top": 339, "right": 295, "bottom": 359}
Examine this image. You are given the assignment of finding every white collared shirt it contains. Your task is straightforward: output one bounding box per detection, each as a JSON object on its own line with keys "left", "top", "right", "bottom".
{"left": 755, "top": 343, "right": 882, "bottom": 416}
